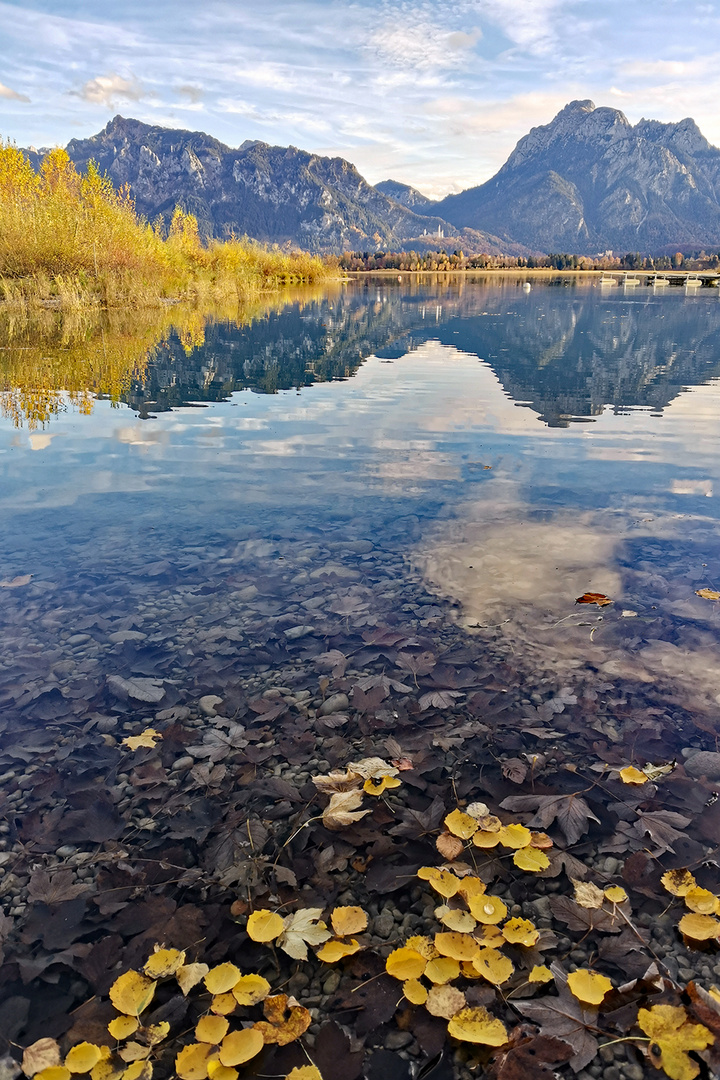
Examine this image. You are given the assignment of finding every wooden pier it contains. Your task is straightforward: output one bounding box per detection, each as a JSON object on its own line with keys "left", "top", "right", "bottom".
{"left": 599, "top": 271, "right": 720, "bottom": 287}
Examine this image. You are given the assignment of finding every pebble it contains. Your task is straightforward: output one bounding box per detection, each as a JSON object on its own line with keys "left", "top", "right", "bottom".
{"left": 199, "top": 695, "right": 223, "bottom": 717}
{"left": 684, "top": 751, "right": 720, "bottom": 780}
{"left": 385, "top": 1031, "right": 412, "bottom": 1050}
{"left": 284, "top": 625, "right": 315, "bottom": 640}
{"left": 319, "top": 693, "right": 349, "bottom": 716}
{"left": 322, "top": 971, "right": 340, "bottom": 995}
{"left": 172, "top": 756, "right": 194, "bottom": 771}
{"left": 624, "top": 1066, "right": 644, "bottom": 1080}
{"left": 374, "top": 910, "right": 395, "bottom": 939}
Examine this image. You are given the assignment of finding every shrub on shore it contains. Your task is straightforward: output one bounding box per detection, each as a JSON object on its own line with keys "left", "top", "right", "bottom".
{"left": 0, "top": 141, "right": 330, "bottom": 309}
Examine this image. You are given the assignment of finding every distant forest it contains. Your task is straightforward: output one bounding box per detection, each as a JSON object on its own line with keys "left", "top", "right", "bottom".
{"left": 340, "top": 249, "right": 720, "bottom": 272}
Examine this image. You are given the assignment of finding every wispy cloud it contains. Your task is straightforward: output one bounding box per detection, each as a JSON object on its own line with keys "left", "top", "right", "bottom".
{"left": 0, "top": 80, "right": 29, "bottom": 102}
{"left": 72, "top": 73, "right": 144, "bottom": 107}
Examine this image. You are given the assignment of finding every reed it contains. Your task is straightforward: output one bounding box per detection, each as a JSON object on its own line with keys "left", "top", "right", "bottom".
{"left": 0, "top": 142, "right": 332, "bottom": 310}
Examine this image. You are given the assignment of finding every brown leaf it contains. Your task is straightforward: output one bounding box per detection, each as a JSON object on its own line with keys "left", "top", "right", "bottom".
{"left": 575, "top": 592, "right": 612, "bottom": 606}
{"left": 500, "top": 794, "right": 600, "bottom": 846}
{"left": 27, "top": 869, "right": 92, "bottom": 905}
{"left": 518, "top": 990, "right": 599, "bottom": 1071}
{"left": 322, "top": 790, "right": 371, "bottom": 830}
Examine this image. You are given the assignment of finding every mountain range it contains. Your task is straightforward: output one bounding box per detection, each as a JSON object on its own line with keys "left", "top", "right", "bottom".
{"left": 24, "top": 100, "right": 720, "bottom": 256}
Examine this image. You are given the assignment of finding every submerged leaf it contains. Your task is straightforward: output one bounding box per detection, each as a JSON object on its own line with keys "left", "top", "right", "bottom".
{"left": 619, "top": 765, "right": 649, "bottom": 785}
{"left": 122, "top": 729, "right": 161, "bottom": 751}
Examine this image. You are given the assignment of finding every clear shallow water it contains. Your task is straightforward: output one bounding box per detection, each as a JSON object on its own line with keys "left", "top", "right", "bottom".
{"left": 2, "top": 276, "right": 720, "bottom": 724}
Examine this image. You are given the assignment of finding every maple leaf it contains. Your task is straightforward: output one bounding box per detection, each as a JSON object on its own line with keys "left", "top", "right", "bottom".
{"left": 396, "top": 650, "right": 437, "bottom": 679}
{"left": 27, "top": 869, "right": 92, "bottom": 904}
{"left": 634, "top": 811, "right": 692, "bottom": 854}
{"left": 500, "top": 794, "right": 600, "bottom": 846}
{"left": 389, "top": 796, "right": 446, "bottom": 839}
{"left": 638, "top": 1004, "right": 714, "bottom": 1080}
{"left": 548, "top": 896, "right": 625, "bottom": 935}
{"left": 322, "top": 790, "right": 371, "bottom": 830}
{"left": 278, "top": 909, "right": 331, "bottom": 960}
{"left": 518, "top": 990, "right": 599, "bottom": 1071}
{"left": 122, "top": 728, "right": 162, "bottom": 751}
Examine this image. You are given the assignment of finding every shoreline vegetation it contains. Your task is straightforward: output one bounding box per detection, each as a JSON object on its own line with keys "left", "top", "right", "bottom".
{"left": 0, "top": 141, "right": 331, "bottom": 311}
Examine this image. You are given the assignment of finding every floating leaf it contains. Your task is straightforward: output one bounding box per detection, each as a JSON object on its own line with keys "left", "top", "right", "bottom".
{"left": 436, "top": 906, "right": 476, "bottom": 933}
{"left": 386, "top": 947, "right": 427, "bottom": 980}
{"left": 117, "top": 1044, "right": 151, "bottom": 1065}
{"left": 403, "top": 979, "right": 428, "bottom": 1005}
{"left": 447, "top": 1006, "right": 508, "bottom": 1046}
{"left": 425, "top": 985, "right": 466, "bottom": 1019}
{"left": 90, "top": 1057, "right": 124, "bottom": 1080}
{"left": 528, "top": 965, "right": 554, "bottom": 984}
{"left": 252, "top": 995, "right": 312, "bottom": 1046}
{"left": 684, "top": 888, "right": 719, "bottom": 915}
{"left": 576, "top": 592, "right": 612, "bottom": 606}
{"left": 604, "top": 886, "right": 628, "bottom": 904}
{"left": 36, "top": 1071, "right": 70, "bottom": 1080}
{"left": 417, "top": 867, "right": 461, "bottom": 898}
{"left": 284, "top": 1068, "right": 323, "bottom": 1080}
{"left": 175, "top": 1044, "right": 214, "bottom": 1080}
{"left": 65, "top": 1046, "right": 102, "bottom": 1074}
{"left": 434, "top": 932, "right": 479, "bottom": 962}
{"left": 619, "top": 766, "right": 649, "bottom": 785}
{"left": 205, "top": 964, "right": 242, "bottom": 995}
{"left": 467, "top": 895, "right": 507, "bottom": 925}
{"left": 424, "top": 956, "right": 461, "bottom": 984}
{"left": 696, "top": 589, "right": 720, "bottom": 600}
{"left": 121, "top": 1064, "right": 152, "bottom": 1080}
{"left": 279, "top": 909, "right": 331, "bottom": 960}
{"left": 498, "top": 823, "right": 532, "bottom": 849}
{"left": 638, "top": 1004, "right": 714, "bottom": 1080}
{"left": 457, "top": 876, "right": 487, "bottom": 900}
{"left": 444, "top": 809, "right": 479, "bottom": 839}
{"left": 218, "top": 1029, "right": 264, "bottom": 1067}
{"left": 472, "top": 948, "right": 514, "bottom": 985}
{"left": 176, "top": 963, "right": 209, "bottom": 996}
{"left": 144, "top": 947, "right": 186, "bottom": 979}
{"left": 206, "top": 1065, "right": 237, "bottom": 1080}
{"left": 502, "top": 918, "right": 539, "bottom": 947}
{"left": 108, "top": 972, "right": 157, "bottom": 1017}
{"left": 23, "top": 1040, "right": 61, "bottom": 1077}
{"left": 246, "top": 910, "right": 284, "bottom": 943}
{"left": 662, "top": 869, "right": 698, "bottom": 897}
{"left": 210, "top": 994, "right": 237, "bottom": 1016}
{"left": 232, "top": 973, "right": 272, "bottom": 1005}
{"left": 316, "top": 939, "right": 361, "bottom": 963}
{"left": 195, "top": 1016, "right": 229, "bottom": 1044}
{"left": 363, "top": 775, "right": 401, "bottom": 796}
{"left": 122, "top": 729, "right": 162, "bottom": 751}
{"left": 322, "top": 790, "right": 371, "bottom": 830}
{"left": 567, "top": 969, "right": 612, "bottom": 1005}
{"left": 436, "top": 831, "right": 464, "bottom": 860}
{"left": 678, "top": 913, "right": 720, "bottom": 941}
{"left": 330, "top": 906, "right": 367, "bottom": 936}
{"left": 466, "top": 802, "right": 490, "bottom": 819}
{"left": 143, "top": 1024, "right": 169, "bottom": 1047}
{"left": 108, "top": 1017, "right": 138, "bottom": 1041}
{"left": 405, "top": 935, "right": 438, "bottom": 960}
{"left": 572, "top": 880, "right": 605, "bottom": 909}
{"left": 513, "top": 846, "right": 550, "bottom": 872}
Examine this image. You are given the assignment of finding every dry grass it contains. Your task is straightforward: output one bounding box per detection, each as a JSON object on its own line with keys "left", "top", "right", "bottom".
{"left": 0, "top": 142, "right": 332, "bottom": 311}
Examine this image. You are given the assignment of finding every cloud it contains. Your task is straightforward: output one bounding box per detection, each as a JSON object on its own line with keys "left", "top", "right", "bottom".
{"left": 177, "top": 84, "right": 204, "bottom": 104}
{"left": 73, "top": 73, "right": 144, "bottom": 107}
{"left": 368, "top": 20, "right": 481, "bottom": 69}
{"left": 0, "top": 80, "right": 30, "bottom": 103}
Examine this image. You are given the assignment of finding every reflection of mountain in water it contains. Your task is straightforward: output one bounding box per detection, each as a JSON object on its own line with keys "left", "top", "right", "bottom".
{"left": 130, "top": 282, "right": 720, "bottom": 428}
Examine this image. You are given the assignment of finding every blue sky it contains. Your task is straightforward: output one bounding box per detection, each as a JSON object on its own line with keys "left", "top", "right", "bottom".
{"left": 1, "top": 0, "right": 720, "bottom": 198}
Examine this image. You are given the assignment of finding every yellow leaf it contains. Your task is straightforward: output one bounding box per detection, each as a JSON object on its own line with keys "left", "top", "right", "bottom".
{"left": 175, "top": 1044, "right": 214, "bottom": 1080}
{"left": 121, "top": 1063, "right": 152, "bottom": 1080}
{"left": 64, "top": 1046, "right": 102, "bottom": 1074}
{"left": 316, "top": 939, "right": 361, "bottom": 963}
{"left": 662, "top": 869, "right": 698, "bottom": 897}
{"left": 108, "top": 972, "right": 157, "bottom": 1017}
{"left": 330, "top": 906, "right": 367, "bottom": 936}
{"left": 497, "top": 823, "right": 532, "bottom": 849}
{"left": 121, "top": 729, "right": 161, "bottom": 751}
{"left": 424, "top": 957, "right": 460, "bottom": 984}
{"left": 456, "top": 876, "right": 486, "bottom": 900}
{"left": 232, "top": 973, "right": 272, "bottom": 1006}
{"left": 404, "top": 935, "right": 438, "bottom": 960}
{"left": 246, "top": 910, "right": 284, "bottom": 943}
{"left": 195, "top": 1016, "right": 229, "bottom": 1044}
{"left": 144, "top": 947, "right": 186, "bottom": 979}
{"left": 36, "top": 1071, "right": 70, "bottom": 1080}
{"left": 528, "top": 965, "right": 554, "bottom": 984}
{"left": 142, "top": 1024, "right": 169, "bottom": 1047}
{"left": 638, "top": 1005, "right": 714, "bottom": 1080}
{"left": 433, "top": 932, "right": 479, "bottom": 962}
{"left": 402, "top": 979, "right": 428, "bottom": 1005}
{"left": 210, "top": 994, "right": 237, "bottom": 1016}
{"left": 435, "top": 906, "right": 476, "bottom": 933}
{"left": 502, "top": 918, "right": 539, "bottom": 947}
{"left": 447, "top": 1006, "right": 508, "bottom": 1046}
{"left": 513, "top": 846, "right": 550, "bottom": 872}
{"left": 604, "top": 886, "right": 628, "bottom": 904}
{"left": 619, "top": 765, "right": 649, "bottom": 785}
{"left": 363, "top": 775, "right": 401, "bottom": 795}
{"left": 204, "top": 964, "right": 242, "bottom": 995}
{"left": 467, "top": 894, "right": 507, "bottom": 925}
{"left": 696, "top": 589, "right": 720, "bottom": 600}
{"left": 176, "top": 963, "right": 210, "bottom": 996}
{"left": 425, "top": 985, "right": 466, "bottom": 1019}
{"left": 684, "top": 888, "right": 719, "bottom": 915}
{"left": 206, "top": 1065, "right": 237, "bottom": 1080}
{"left": 386, "top": 947, "right": 427, "bottom": 981}
{"left": 22, "top": 1039, "right": 62, "bottom": 1077}
{"left": 252, "top": 995, "right": 312, "bottom": 1046}
{"left": 472, "top": 948, "right": 514, "bottom": 985}
{"left": 678, "top": 912, "right": 720, "bottom": 941}
{"left": 284, "top": 1069, "right": 323, "bottom": 1080}
{"left": 416, "top": 867, "right": 461, "bottom": 898}
{"left": 444, "top": 809, "right": 479, "bottom": 839}
{"left": 476, "top": 924, "right": 504, "bottom": 945}
{"left": 472, "top": 830, "right": 501, "bottom": 849}
{"left": 567, "top": 969, "right": 612, "bottom": 1005}
{"left": 108, "top": 1017, "right": 138, "bottom": 1041}
{"left": 572, "top": 880, "right": 605, "bottom": 909}
{"left": 218, "top": 1030, "right": 264, "bottom": 1067}
{"left": 90, "top": 1057, "right": 124, "bottom": 1080}
{"left": 117, "top": 1044, "right": 151, "bottom": 1065}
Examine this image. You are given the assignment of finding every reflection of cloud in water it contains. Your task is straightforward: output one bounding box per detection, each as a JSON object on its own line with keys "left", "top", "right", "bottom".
{"left": 416, "top": 500, "right": 720, "bottom": 714}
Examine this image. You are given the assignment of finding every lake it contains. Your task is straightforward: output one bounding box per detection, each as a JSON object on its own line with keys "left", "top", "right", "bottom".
{"left": 2, "top": 275, "right": 720, "bottom": 1074}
